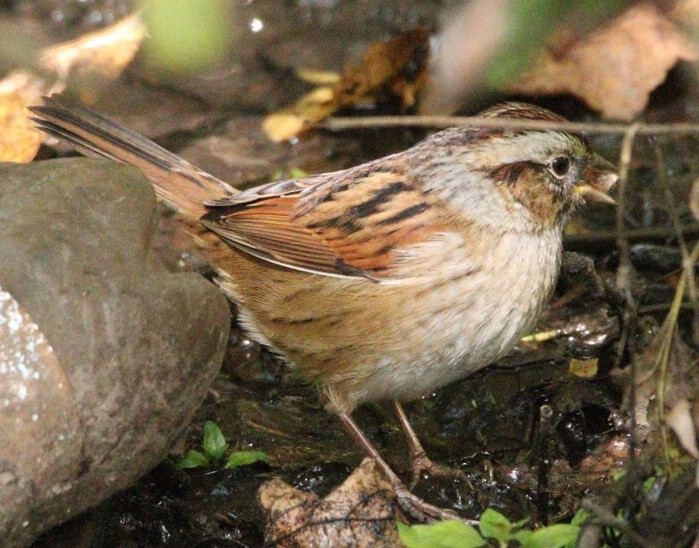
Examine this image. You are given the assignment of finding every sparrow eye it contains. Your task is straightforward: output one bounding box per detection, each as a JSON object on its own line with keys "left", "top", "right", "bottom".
{"left": 550, "top": 156, "right": 571, "bottom": 178}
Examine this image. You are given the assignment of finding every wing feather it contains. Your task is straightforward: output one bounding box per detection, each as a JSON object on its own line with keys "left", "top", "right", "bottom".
{"left": 203, "top": 160, "right": 454, "bottom": 280}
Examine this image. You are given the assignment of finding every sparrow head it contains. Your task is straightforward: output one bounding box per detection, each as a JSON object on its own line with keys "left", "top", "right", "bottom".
{"left": 413, "top": 102, "right": 618, "bottom": 232}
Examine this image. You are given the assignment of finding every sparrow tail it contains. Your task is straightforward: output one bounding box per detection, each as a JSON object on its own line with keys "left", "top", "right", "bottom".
{"left": 30, "top": 96, "right": 237, "bottom": 218}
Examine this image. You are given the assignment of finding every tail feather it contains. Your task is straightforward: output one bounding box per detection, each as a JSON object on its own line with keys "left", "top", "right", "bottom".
{"left": 30, "top": 97, "right": 238, "bottom": 218}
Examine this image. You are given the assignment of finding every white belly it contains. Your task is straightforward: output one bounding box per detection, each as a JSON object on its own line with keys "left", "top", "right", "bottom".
{"left": 351, "top": 228, "right": 562, "bottom": 405}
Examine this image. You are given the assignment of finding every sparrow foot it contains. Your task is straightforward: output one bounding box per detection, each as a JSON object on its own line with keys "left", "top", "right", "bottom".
{"left": 409, "top": 451, "right": 470, "bottom": 489}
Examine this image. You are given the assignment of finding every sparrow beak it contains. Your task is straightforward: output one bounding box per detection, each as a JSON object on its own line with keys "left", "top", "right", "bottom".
{"left": 575, "top": 154, "right": 618, "bottom": 205}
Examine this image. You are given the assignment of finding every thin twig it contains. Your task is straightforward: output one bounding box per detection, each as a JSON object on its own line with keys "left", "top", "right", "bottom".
{"left": 613, "top": 124, "right": 639, "bottom": 366}
{"left": 564, "top": 222, "right": 699, "bottom": 250}
{"left": 324, "top": 115, "right": 699, "bottom": 135}
{"left": 638, "top": 302, "right": 696, "bottom": 315}
{"left": 580, "top": 499, "right": 650, "bottom": 548}
{"left": 653, "top": 143, "right": 699, "bottom": 344}
{"left": 614, "top": 126, "right": 641, "bottom": 523}
{"left": 655, "top": 240, "right": 699, "bottom": 468}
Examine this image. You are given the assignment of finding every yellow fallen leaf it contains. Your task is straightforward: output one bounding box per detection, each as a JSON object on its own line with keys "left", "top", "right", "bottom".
{"left": 40, "top": 13, "right": 145, "bottom": 83}
{"left": 568, "top": 358, "right": 599, "bottom": 379}
{"left": 520, "top": 329, "right": 561, "bottom": 344}
{"left": 0, "top": 72, "right": 48, "bottom": 162}
{"left": 262, "top": 86, "right": 335, "bottom": 142}
{"left": 296, "top": 68, "right": 341, "bottom": 85}
{"left": 0, "top": 12, "right": 145, "bottom": 162}
{"left": 262, "top": 29, "right": 430, "bottom": 141}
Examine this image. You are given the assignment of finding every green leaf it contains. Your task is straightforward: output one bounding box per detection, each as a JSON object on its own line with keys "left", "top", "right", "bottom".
{"left": 203, "top": 420, "right": 228, "bottom": 461}
{"left": 177, "top": 449, "right": 209, "bottom": 469}
{"left": 478, "top": 508, "right": 513, "bottom": 542}
{"left": 513, "top": 516, "right": 531, "bottom": 529}
{"left": 512, "top": 529, "right": 534, "bottom": 544}
{"left": 643, "top": 475, "right": 657, "bottom": 493}
{"left": 570, "top": 508, "right": 589, "bottom": 527}
{"left": 523, "top": 524, "right": 581, "bottom": 548}
{"left": 612, "top": 469, "right": 627, "bottom": 481}
{"left": 224, "top": 450, "right": 269, "bottom": 469}
{"left": 289, "top": 167, "right": 309, "bottom": 179}
{"left": 397, "top": 520, "right": 486, "bottom": 548}
{"left": 271, "top": 167, "right": 309, "bottom": 181}
{"left": 143, "top": 0, "right": 230, "bottom": 72}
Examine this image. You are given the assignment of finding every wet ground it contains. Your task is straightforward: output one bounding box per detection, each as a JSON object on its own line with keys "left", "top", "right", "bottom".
{"left": 4, "top": 1, "right": 699, "bottom": 546}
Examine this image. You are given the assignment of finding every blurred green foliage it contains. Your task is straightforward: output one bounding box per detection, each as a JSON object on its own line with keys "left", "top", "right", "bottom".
{"left": 399, "top": 508, "right": 585, "bottom": 548}
{"left": 142, "top": 0, "right": 230, "bottom": 72}
{"left": 487, "top": 0, "right": 626, "bottom": 88}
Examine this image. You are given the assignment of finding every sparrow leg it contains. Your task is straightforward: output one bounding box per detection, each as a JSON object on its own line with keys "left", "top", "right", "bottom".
{"left": 337, "top": 411, "right": 470, "bottom": 524}
{"left": 393, "top": 401, "right": 469, "bottom": 487}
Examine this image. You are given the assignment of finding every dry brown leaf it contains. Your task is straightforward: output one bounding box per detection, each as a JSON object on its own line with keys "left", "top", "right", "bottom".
{"left": 614, "top": 326, "right": 699, "bottom": 430}
{"left": 0, "top": 72, "right": 48, "bottom": 162}
{"left": 0, "top": 12, "right": 145, "bottom": 162}
{"left": 263, "top": 29, "right": 430, "bottom": 142}
{"left": 258, "top": 458, "right": 401, "bottom": 547}
{"left": 667, "top": 399, "right": 699, "bottom": 486}
{"left": 671, "top": 0, "right": 699, "bottom": 29}
{"left": 333, "top": 28, "right": 430, "bottom": 109}
{"left": 40, "top": 13, "right": 145, "bottom": 85}
{"left": 667, "top": 399, "right": 699, "bottom": 458}
{"left": 577, "top": 435, "right": 631, "bottom": 478}
{"left": 510, "top": 4, "right": 698, "bottom": 120}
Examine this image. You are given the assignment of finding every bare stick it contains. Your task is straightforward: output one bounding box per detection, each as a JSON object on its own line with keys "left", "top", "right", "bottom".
{"left": 325, "top": 115, "right": 699, "bottom": 135}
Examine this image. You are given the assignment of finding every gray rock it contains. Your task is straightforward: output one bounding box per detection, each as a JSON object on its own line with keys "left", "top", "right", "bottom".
{"left": 0, "top": 158, "right": 230, "bottom": 546}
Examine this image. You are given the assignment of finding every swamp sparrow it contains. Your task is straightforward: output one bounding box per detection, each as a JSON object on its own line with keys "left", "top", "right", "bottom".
{"left": 31, "top": 99, "right": 617, "bottom": 521}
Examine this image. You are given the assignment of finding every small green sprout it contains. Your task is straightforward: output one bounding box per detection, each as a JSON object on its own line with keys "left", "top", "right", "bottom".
{"left": 398, "top": 508, "right": 582, "bottom": 548}
{"left": 176, "top": 420, "right": 268, "bottom": 470}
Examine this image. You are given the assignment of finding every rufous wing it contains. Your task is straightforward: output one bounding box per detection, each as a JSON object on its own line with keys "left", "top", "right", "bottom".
{"left": 202, "top": 163, "right": 452, "bottom": 280}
